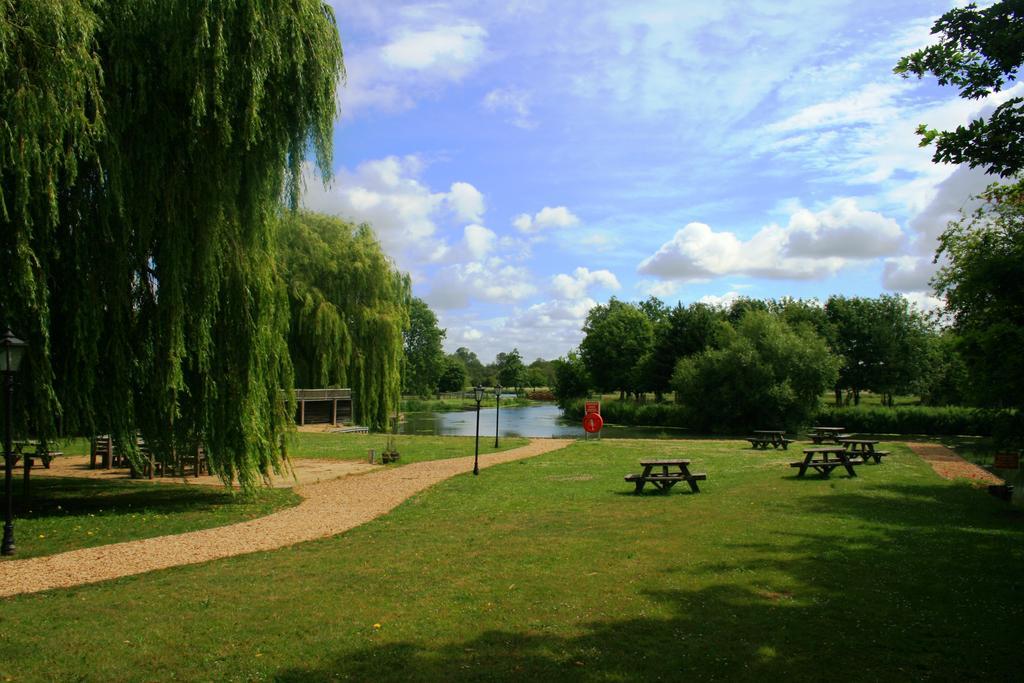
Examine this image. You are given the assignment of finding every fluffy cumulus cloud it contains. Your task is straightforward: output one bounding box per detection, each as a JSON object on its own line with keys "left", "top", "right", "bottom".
{"left": 638, "top": 198, "right": 905, "bottom": 284}
{"left": 453, "top": 297, "right": 596, "bottom": 362}
{"left": 785, "top": 198, "right": 904, "bottom": 258}
{"left": 463, "top": 224, "right": 497, "bottom": 260}
{"left": 424, "top": 260, "right": 538, "bottom": 311}
{"left": 513, "top": 206, "right": 580, "bottom": 233}
{"left": 697, "top": 291, "right": 743, "bottom": 308}
{"left": 882, "top": 165, "right": 996, "bottom": 293}
{"left": 447, "top": 181, "right": 485, "bottom": 223}
{"left": 551, "top": 267, "right": 621, "bottom": 299}
{"left": 300, "top": 157, "right": 487, "bottom": 270}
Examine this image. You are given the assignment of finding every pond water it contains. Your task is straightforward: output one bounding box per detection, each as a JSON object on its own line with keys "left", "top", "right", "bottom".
{"left": 399, "top": 403, "right": 685, "bottom": 440}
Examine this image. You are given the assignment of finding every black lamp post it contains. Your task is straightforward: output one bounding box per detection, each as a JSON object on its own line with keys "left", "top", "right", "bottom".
{"left": 472, "top": 385, "right": 484, "bottom": 476}
{"left": 494, "top": 384, "right": 502, "bottom": 448}
{"left": 2, "top": 329, "right": 27, "bottom": 556}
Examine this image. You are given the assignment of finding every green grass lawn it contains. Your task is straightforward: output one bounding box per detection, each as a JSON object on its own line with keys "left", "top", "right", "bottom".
{"left": 1, "top": 438, "right": 1021, "bottom": 681}
{"left": 286, "top": 431, "right": 530, "bottom": 463}
{"left": 2, "top": 477, "right": 300, "bottom": 560}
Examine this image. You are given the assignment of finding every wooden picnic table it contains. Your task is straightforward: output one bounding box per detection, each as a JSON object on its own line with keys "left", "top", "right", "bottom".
{"left": 807, "top": 426, "right": 851, "bottom": 444}
{"left": 748, "top": 430, "right": 794, "bottom": 450}
{"left": 838, "top": 438, "right": 890, "bottom": 464}
{"left": 790, "top": 446, "right": 860, "bottom": 478}
{"left": 625, "top": 458, "right": 707, "bottom": 494}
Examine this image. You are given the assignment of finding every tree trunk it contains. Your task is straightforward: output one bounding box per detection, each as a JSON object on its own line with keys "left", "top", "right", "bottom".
{"left": 834, "top": 386, "right": 842, "bottom": 407}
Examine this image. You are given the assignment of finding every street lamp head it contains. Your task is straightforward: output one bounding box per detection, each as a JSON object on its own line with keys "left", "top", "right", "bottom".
{"left": 0, "top": 329, "right": 27, "bottom": 374}
{"left": 495, "top": 384, "right": 502, "bottom": 397}
{"left": 473, "top": 385, "right": 484, "bottom": 402}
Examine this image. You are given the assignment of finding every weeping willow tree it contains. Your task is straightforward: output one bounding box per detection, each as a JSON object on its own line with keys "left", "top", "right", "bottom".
{"left": 1, "top": 1, "right": 343, "bottom": 490}
{"left": 277, "top": 212, "right": 410, "bottom": 431}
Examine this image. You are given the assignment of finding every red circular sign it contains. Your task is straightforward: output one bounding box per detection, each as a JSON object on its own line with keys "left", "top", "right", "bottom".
{"left": 582, "top": 413, "right": 604, "bottom": 433}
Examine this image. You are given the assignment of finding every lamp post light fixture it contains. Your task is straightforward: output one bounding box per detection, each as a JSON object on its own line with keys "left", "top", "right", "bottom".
{"left": 1, "top": 329, "right": 27, "bottom": 556}
{"left": 472, "top": 385, "right": 484, "bottom": 476}
{"left": 494, "top": 384, "right": 502, "bottom": 448}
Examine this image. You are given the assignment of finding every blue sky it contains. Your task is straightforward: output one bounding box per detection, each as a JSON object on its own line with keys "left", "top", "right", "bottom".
{"left": 304, "top": 1, "right": 1019, "bottom": 363}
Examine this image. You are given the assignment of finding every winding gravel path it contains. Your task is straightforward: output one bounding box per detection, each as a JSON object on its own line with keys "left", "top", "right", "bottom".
{"left": 1, "top": 439, "right": 572, "bottom": 598}
{"left": 906, "top": 441, "right": 1004, "bottom": 484}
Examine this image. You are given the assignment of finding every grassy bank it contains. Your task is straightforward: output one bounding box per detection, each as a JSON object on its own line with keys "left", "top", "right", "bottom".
{"left": 402, "top": 396, "right": 537, "bottom": 412}
{"left": 287, "top": 432, "right": 530, "bottom": 463}
{"left": 1, "top": 438, "right": 1021, "bottom": 680}
{"left": 2, "top": 478, "right": 299, "bottom": 561}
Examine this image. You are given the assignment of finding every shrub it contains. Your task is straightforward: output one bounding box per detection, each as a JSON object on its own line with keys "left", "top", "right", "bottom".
{"left": 672, "top": 312, "right": 840, "bottom": 434}
{"left": 813, "top": 405, "right": 1013, "bottom": 436}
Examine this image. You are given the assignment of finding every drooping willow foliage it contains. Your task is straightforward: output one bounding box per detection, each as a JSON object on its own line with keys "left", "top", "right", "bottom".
{"left": 277, "top": 212, "right": 411, "bottom": 431}
{"left": 1, "top": 1, "right": 344, "bottom": 490}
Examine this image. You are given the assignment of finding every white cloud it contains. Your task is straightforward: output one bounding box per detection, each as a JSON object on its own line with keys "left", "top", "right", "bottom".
{"left": 638, "top": 198, "right": 905, "bottom": 283}
{"left": 337, "top": 14, "right": 489, "bottom": 118}
{"left": 513, "top": 206, "right": 580, "bottom": 233}
{"left": 697, "top": 291, "right": 743, "bottom": 308}
{"left": 381, "top": 23, "right": 488, "bottom": 72}
{"left": 447, "top": 182, "right": 485, "bottom": 223}
{"left": 425, "top": 260, "right": 538, "bottom": 310}
{"left": 882, "top": 256, "right": 938, "bottom": 293}
{"left": 300, "top": 157, "right": 488, "bottom": 272}
{"left": 551, "top": 267, "right": 621, "bottom": 299}
{"left": 463, "top": 224, "right": 497, "bottom": 260}
{"left": 785, "top": 198, "right": 904, "bottom": 258}
{"left": 482, "top": 87, "right": 536, "bottom": 129}
{"left": 901, "top": 291, "right": 945, "bottom": 316}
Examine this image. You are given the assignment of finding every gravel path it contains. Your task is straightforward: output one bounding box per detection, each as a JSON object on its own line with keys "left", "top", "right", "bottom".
{"left": 0, "top": 438, "right": 572, "bottom": 598}
{"left": 906, "top": 442, "right": 1004, "bottom": 484}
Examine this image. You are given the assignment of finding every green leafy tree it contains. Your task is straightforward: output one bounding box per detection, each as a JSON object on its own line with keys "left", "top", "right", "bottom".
{"left": 932, "top": 191, "right": 1024, "bottom": 410}
{"left": 0, "top": 0, "right": 343, "bottom": 490}
{"left": 825, "top": 295, "right": 932, "bottom": 405}
{"left": 403, "top": 298, "right": 446, "bottom": 397}
{"left": 525, "top": 367, "right": 548, "bottom": 392}
{"left": 277, "top": 213, "right": 410, "bottom": 430}
{"left": 914, "top": 330, "right": 970, "bottom": 406}
{"left": 437, "top": 356, "right": 468, "bottom": 393}
{"left": 454, "top": 347, "right": 486, "bottom": 386}
{"left": 672, "top": 312, "right": 840, "bottom": 433}
{"left": 579, "top": 298, "right": 654, "bottom": 398}
{"left": 552, "top": 349, "right": 591, "bottom": 408}
{"left": 895, "top": 1, "right": 1024, "bottom": 178}
{"left": 526, "top": 357, "right": 555, "bottom": 389}
{"left": 639, "top": 302, "right": 724, "bottom": 401}
{"left": 495, "top": 348, "right": 526, "bottom": 392}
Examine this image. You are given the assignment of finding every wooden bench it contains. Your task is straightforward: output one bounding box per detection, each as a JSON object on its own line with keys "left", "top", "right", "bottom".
{"left": 747, "top": 436, "right": 795, "bottom": 450}
{"left": 862, "top": 450, "right": 890, "bottom": 464}
{"left": 625, "top": 471, "right": 707, "bottom": 493}
{"left": 790, "top": 447, "right": 861, "bottom": 478}
{"left": 807, "top": 433, "right": 853, "bottom": 444}
{"left": 29, "top": 450, "right": 60, "bottom": 469}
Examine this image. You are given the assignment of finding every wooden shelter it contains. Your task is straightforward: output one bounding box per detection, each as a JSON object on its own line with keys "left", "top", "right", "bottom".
{"left": 294, "top": 388, "right": 353, "bottom": 426}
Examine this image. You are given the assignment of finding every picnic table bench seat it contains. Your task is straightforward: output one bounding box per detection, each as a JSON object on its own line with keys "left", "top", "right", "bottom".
{"left": 747, "top": 436, "right": 795, "bottom": 449}
{"left": 862, "top": 450, "right": 890, "bottom": 464}
{"left": 807, "top": 432, "right": 853, "bottom": 444}
{"left": 624, "top": 471, "right": 707, "bottom": 493}
{"left": 626, "top": 458, "right": 707, "bottom": 494}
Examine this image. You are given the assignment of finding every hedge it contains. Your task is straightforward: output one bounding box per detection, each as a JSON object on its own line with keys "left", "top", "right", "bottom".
{"left": 563, "top": 400, "right": 1016, "bottom": 437}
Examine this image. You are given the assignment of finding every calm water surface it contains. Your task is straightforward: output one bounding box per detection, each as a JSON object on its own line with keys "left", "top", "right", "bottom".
{"left": 399, "top": 403, "right": 685, "bottom": 439}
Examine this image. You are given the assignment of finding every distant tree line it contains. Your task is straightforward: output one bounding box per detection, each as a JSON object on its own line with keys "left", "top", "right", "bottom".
{"left": 552, "top": 294, "right": 970, "bottom": 432}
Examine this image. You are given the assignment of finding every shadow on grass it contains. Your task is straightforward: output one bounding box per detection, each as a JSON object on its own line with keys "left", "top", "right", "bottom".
{"left": 275, "top": 479, "right": 1024, "bottom": 682}
{"left": 12, "top": 477, "right": 239, "bottom": 519}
